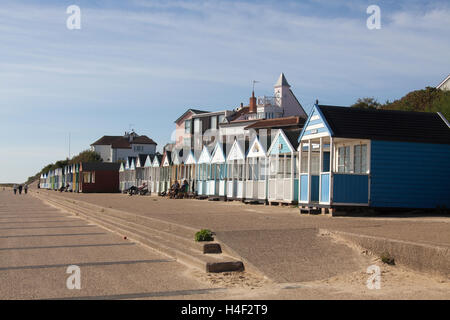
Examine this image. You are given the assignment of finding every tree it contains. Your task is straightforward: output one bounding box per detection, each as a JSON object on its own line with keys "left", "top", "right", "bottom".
{"left": 351, "top": 97, "right": 381, "bottom": 109}
{"left": 70, "top": 150, "right": 102, "bottom": 164}
{"left": 351, "top": 87, "right": 450, "bottom": 120}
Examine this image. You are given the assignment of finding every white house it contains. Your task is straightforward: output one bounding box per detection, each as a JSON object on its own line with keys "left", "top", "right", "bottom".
{"left": 437, "top": 74, "right": 450, "bottom": 91}
{"left": 219, "top": 73, "right": 307, "bottom": 142}
{"left": 91, "top": 131, "right": 157, "bottom": 163}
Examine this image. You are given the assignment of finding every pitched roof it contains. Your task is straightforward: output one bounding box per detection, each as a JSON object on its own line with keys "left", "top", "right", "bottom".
{"left": 244, "top": 116, "right": 305, "bottom": 130}
{"left": 437, "top": 74, "right": 450, "bottom": 89}
{"left": 284, "top": 129, "right": 302, "bottom": 150}
{"left": 174, "top": 108, "right": 210, "bottom": 123}
{"left": 91, "top": 135, "right": 157, "bottom": 148}
{"left": 227, "top": 106, "right": 250, "bottom": 122}
{"left": 274, "top": 73, "right": 290, "bottom": 87}
{"left": 80, "top": 162, "right": 120, "bottom": 171}
{"left": 318, "top": 105, "right": 450, "bottom": 145}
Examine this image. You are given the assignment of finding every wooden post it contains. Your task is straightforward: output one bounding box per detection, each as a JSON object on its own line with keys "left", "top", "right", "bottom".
{"left": 307, "top": 140, "right": 311, "bottom": 204}
{"left": 319, "top": 137, "right": 323, "bottom": 203}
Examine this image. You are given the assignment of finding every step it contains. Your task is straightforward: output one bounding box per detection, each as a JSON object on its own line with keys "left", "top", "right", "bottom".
{"left": 42, "top": 193, "right": 197, "bottom": 239}
{"left": 34, "top": 193, "right": 244, "bottom": 273}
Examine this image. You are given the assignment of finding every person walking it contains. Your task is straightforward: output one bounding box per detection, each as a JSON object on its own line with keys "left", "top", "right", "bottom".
{"left": 18, "top": 184, "right": 23, "bottom": 195}
{"left": 13, "top": 184, "right": 17, "bottom": 195}
{"left": 24, "top": 184, "right": 28, "bottom": 194}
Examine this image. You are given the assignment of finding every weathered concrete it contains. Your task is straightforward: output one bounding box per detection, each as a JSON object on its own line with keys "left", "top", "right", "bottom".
{"left": 323, "top": 229, "right": 450, "bottom": 278}
{"left": 206, "top": 261, "right": 244, "bottom": 273}
{"left": 203, "top": 243, "right": 222, "bottom": 254}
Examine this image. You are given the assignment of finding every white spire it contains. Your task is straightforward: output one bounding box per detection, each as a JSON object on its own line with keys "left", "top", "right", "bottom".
{"left": 274, "top": 73, "right": 290, "bottom": 87}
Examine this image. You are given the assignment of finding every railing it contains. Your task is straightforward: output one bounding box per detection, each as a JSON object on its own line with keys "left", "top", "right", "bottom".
{"left": 257, "top": 96, "right": 276, "bottom": 107}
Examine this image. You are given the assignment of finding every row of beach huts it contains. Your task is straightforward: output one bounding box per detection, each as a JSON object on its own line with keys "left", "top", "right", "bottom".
{"left": 40, "top": 74, "right": 450, "bottom": 212}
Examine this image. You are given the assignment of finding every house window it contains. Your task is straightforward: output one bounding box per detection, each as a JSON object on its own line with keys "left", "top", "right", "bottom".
{"left": 194, "top": 118, "right": 201, "bottom": 133}
{"left": 218, "top": 115, "right": 225, "bottom": 124}
{"left": 354, "top": 144, "right": 368, "bottom": 174}
{"left": 211, "top": 116, "right": 217, "bottom": 130}
{"left": 337, "top": 146, "right": 351, "bottom": 173}
{"left": 185, "top": 119, "right": 192, "bottom": 133}
{"left": 134, "top": 146, "right": 144, "bottom": 152}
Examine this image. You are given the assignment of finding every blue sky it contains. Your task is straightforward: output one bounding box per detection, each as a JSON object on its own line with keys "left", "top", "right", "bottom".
{"left": 1, "top": 0, "right": 449, "bottom": 182}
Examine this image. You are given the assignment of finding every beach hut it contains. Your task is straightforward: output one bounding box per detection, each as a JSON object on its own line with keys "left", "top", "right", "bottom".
{"left": 298, "top": 104, "right": 450, "bottom": 211}
{"left": 135, "top": 155, "right": 149, "bottom": 187}
{"left": 151, "top": 154, "right": 162, "bottom": 193}
{"left": 143, "top": 155, "right": 154, "bottom": 188}
{"left": 171, "top": 149, "right": 183, "bottom": 186}
{"left": 196, "top": 145, "right": 213, "bottom": 196}
{"left": 179, "top": 149, "right": 196, "bottom": 193}
{"left": 129, "top": 158, "right": 136, "bottom": 188}
{"left": 226, "top": 139, "right": 248, "bottom": 200}
{"left": 160, "top": 151, "right": 172, "bottom": 193}
{"left": 208, "top": 142, "right": 228, "bottom": 198}
{"left": 119, "top": 162, "right": 126, "bottom": 192}
{"left": 244, "top": 135, "right": 269, "bottom": 203}
{"left": 267, "top": 129, "right": 300, "bottom": 204}
{"left": 78, "top": 162, "right": 120, "bottom": 193}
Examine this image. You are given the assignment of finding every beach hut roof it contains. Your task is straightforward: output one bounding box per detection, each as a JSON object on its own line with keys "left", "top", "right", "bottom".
{"left": 305, "top": 105, "right": 450, "bottom": 145}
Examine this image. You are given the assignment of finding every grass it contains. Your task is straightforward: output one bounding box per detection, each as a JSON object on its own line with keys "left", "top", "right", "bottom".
{"left": 195, "top": 229, "right": 214, "bottom": 242}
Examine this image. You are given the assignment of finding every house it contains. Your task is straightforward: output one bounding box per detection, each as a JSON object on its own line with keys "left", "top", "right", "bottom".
{"left": 219, "top": 73, "right": 307, "bottom": 143}
{"left": 437, "top": 74, "right": 450, "bottom": 91}
{"left": 77, "top": 162, "right": 120, "bottom": 193}
{"left": 174, "top": 109, "right": 210, "bottom": 149}
{"left": 298, "top": 104, "right": 450, "bottom": 211}
{"left": 90, "top": 131, "right": 157, "bottom": 163}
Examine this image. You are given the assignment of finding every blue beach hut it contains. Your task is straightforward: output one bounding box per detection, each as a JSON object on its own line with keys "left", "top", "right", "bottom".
{"left": 298, "top": 104, "right": 450, "bottom": 211}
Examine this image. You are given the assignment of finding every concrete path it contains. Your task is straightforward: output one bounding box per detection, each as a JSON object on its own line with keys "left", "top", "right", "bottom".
{"left": 0, "top": 190, "right": 226, "bottom": 299}
{"left": 3, "top": 189, "right": 449, "bottom": 300}
{"left": 33, "top": 191, "right": 450, "bottom": 283}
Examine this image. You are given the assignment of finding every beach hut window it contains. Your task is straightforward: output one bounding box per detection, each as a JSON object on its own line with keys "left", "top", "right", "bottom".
{"left": 83, "top": 172, "right": 95, "bottom": 183}
{"left": 270, "top": 155, "right": 277, "bottom": 179}
{"left": 276, "top": 156, "right": 284, "bottom": 179}
{"left": 311, "top": 153, "right": 320, "bottom": 175}
{"left": 285, "top": 156, "right": 292, "bottom": 179}
{"left": 294, "top": 155, "right": 299, "bottom": 178}
{"left": 354, "top": 144, "right": 368, "bottom": 174}
{"left": 337, "top": 146, "right": 351, "bottom": 173}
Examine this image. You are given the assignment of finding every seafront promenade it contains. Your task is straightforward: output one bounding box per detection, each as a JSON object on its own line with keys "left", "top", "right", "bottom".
{"left": 1, "top": 188, "right": 449, "bottom": 299}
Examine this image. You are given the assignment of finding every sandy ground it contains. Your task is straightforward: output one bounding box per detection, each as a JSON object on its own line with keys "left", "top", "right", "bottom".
{"left": 10, "top": 188, "right": 450, "bottom": 299}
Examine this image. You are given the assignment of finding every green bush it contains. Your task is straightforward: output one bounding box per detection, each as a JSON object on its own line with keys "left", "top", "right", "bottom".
{"left": 380, "top": 252, "right": 395, "bottom": 265}
{"left": 195, "top": 229, "right": 214, "bottom": 242}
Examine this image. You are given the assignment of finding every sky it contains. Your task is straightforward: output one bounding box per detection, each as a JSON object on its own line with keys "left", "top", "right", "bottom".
{"left": 1, "top": 0, "right": 449, "bottom": 182}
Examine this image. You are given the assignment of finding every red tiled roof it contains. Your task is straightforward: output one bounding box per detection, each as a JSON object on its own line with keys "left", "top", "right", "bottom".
{"left": 244, "top": 116, "right": 305, "bottom": 129}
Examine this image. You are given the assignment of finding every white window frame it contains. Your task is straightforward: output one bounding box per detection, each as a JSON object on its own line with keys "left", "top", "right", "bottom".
{"left": 333, "top": 140, "right": 371, "bottom": 174}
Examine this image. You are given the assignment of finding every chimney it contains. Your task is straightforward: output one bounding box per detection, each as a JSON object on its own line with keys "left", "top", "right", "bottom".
{"left": 249, "top": 91, "right": 257, "bottom": 113}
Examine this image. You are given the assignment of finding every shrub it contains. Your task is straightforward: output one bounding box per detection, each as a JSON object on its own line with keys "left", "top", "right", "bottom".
{"left": 195, "top": 229, "right": 214, "bottom": 242}
{"left": 380, "top": 252, "right": 395, "bottom": 265}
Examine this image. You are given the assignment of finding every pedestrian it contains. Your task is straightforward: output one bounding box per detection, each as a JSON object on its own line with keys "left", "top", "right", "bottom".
{"left": 24, "top": 184, "right": 28, "bottom": 194}
{"left": 13, "top": 184, "right": 17, "bottom": 195}
{"left": 18, "top": 184, "right": 23, "bottom": 195}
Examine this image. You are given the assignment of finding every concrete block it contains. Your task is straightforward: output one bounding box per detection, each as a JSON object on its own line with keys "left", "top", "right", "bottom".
{"left": 206, "top": 261, "right": 245, "bottom": 273}
{"left": 203, "top": 243, "right": 222, "bottom": 254}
